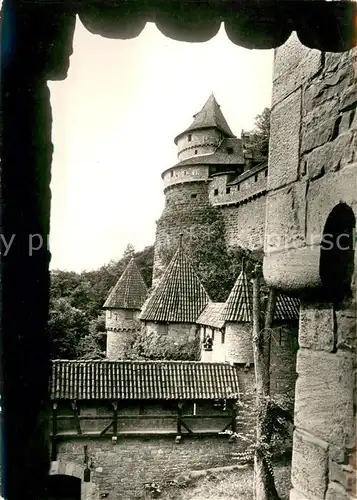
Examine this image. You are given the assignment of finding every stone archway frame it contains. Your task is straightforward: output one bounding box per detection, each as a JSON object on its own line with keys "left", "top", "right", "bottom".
{"left": 49, "top": 461, "right": 100, "bottom": 500}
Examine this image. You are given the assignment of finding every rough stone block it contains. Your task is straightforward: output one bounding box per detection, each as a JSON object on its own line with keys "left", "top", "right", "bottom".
{"left": 291, "top": 429, "right": 328, "bottom": 499}
{"left": 273, "top": 33, "right": 322, "bottom": 106}
{"left": 299, "top": 304, "right": 335, "bottom": 351}
{"left": 305, "top": 133, "right": 353, "bottom": 181}
{"left": 295, "top": 349, "right": 354, "bottom": 446}
{"left": 329, "top": 459, "right": 356, "bottom": 493}
{"left": 264, "top": 181, "right": 306, "bottom": 252}
{"left": 263, "top": 243, "right": 321, "bottom": 291}
{"left": 325, "top": 481, "right": 354, "bottom": 500}
{"left": 306, "top": 164, "right": 357, "bottom": 238}
{"left": 301, "top": 116, "right": 337, "bottom": 154}
{"left": 289, "top": 487, "right": 311, "bottom": 500}
{"left": 269, "top": 90, "right": 301, "bottom": 190}
{"left": 335, "top": 308, "right": 357, "bottom": 351}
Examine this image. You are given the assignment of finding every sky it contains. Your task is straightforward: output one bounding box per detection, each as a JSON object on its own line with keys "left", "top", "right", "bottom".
{"left": 48, "top": 17, "right": 274, "bottom": 272}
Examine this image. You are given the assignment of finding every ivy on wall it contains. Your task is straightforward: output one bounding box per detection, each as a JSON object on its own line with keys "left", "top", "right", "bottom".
{"left": 155, "top": 205, "right": 263, "bottom": 302}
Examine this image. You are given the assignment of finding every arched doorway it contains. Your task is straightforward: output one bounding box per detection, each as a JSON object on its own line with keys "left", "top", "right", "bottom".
{"left": 320, "top": 203, "right": 356, "bottom": 302}
{"left": 46, "top": 474, "right": 81, "bottom": 500}
{"left": 49, "top": 461, "right": 100, "bottom": 500}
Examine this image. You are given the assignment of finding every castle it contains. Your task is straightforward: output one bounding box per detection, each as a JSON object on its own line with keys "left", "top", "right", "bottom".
{"left": 47, "top": 96, "right": 299, "bottom": 499}
{"left": 153, "top": 93, "right": 268, "bottom": 284}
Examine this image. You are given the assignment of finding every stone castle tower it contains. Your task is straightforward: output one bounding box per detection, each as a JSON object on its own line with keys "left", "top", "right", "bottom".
{"left": 153, "top": 93, "right": 269, "bottom": 286}
{"left": 103, "top": 258, "right": 148, "bottom": 359}
{"left": 153, "top": 94, "right": 246, "bottom": 285}
{"left": 140, "top": 240, "right": 210, "bottom": 352}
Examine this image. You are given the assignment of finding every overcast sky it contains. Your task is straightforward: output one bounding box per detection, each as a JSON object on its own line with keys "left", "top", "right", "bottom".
{"left": 48, "top": 17, "right": 274, "bottom": 272}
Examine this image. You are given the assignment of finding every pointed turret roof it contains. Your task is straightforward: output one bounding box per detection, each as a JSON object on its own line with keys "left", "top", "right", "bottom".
{"left": 103, "top": 258, "right": 148, "bottom": 310}
{"left": 139, "top": 242, "right": 210, "bottom": 323}
{"left": 174, "top": 94, "right": 236, "bottom": 144}
{"left": 221, "top": 266, "right": 252, "bottom": 323}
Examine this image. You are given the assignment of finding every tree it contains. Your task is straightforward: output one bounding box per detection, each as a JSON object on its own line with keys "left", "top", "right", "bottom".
{"left": 47, "top": 297, "right": 90, "bottom": 359}
{"left": 251, "top": 267, "right": 293, "bottom": 500}
{"left": 77, "top": 316, "right": 107, "bottom": 360}
{"left": 49, "top": 244, "right": 155, "bottom": 359}
{"left": 128, "top": 330, "right": 200, "bottom": 361}
{"left": 245, "top": 107, "right": 271, "bottom": 160}
{"left": 123, "top": 243, "right": 135, "bottom": 259}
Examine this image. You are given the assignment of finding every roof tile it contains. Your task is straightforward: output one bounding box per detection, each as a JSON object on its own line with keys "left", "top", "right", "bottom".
{"left": 140, "top": 244, "right": 210, "bottom": 323}
{"left": 175, "top": 94, "right": 236, "bottom": 144}
{"left": 50, "top": 360, "right": 240, "bottom": 401}
{"left": 197, "top": 302, "right": 226, "bottom": 329}
{"left": 221, "top": 269, "right": 252, "bottom": 323}
{"left": 103, "top": 258, "right": 148, "bottom": 310}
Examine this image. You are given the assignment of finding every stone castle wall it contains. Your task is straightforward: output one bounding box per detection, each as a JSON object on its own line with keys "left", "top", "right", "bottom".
{"left": 152, "top": 182, "right": 210, "bottom": 285}
{"left": 153, "top": 173, "right": 267, "bottom": 283}
{"left": 220, "top": 196, "right": 266, "bottom": 250}
{"left": 265, "top": 32, "right": 357, "bottom": 500}
{"left": 144, "top": 321, "right": 198, "bottom": 345}
{"left": 55, "top": 435, "right": 237, "bottom": 499}
{"left": 176, "top": 128, "right": 221, "bottom": 160}
{"left": 106, "top": 309, "right": 141, "bottom": 359}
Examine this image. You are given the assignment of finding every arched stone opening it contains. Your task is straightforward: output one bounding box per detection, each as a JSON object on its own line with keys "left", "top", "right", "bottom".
{"left": 320, "top": 203, "right": 355, "bottom": 303}
{"left": 46, "top": 475, "right": 81, "bottom": 500}
{"left": 49, "top": 461, "right": 100, "bottom": 500}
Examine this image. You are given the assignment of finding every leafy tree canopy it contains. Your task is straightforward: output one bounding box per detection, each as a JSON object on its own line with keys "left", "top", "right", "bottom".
{"left": 244, "top": 107, "right": 271, "bottom": 161}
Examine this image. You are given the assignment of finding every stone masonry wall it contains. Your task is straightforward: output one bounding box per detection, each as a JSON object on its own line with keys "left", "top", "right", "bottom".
{"left": 266, "top": 33, "right": 357, "bottom": 500}
{"left": 152, "top": 182, "right": 210, "bottom": 285}
{"left": 144, "top": 321, "right": 198, "bottom": 345}
{"left": 221, "top": 195, "right": 266, "bottom": 250}
{"left": 106, "top": 309, "right": 141, "bottom": 360}
{"left": 56, "top": 435, "right": 238, "bottom": 499}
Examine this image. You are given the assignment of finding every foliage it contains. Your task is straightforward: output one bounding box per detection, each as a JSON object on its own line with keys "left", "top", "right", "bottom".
{"left": 49, "top": 244, "right": 154, "bottom": 359}
{"left": 156, "top": 206, "right": 263, "bottom": 302}
{"left": 127, "top": 330, "right": 201, "bottom": 361}
{"left": 47, "top": 297, "right": 90, "bottom": 359}
{"left": 244, "top": 107, "right": 271, "bottom": 160}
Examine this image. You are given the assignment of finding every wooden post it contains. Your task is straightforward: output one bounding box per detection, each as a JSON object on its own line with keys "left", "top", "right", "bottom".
{"left": 72, "top": 400, "right": 82, "bottom": 436}
{"left": 112, "top": 402, "right": 118, "bottom": 440}
{"left": 51, "top": 402, "right": 58, "bottom": 461}
{"left": 264, "top": 288, "right": 277, "bottom": 395}
{"left": 231, "top": 402, "right": 237, "bottom": 433}
{"left": 177, "top": 402, "right": 182, "bottom": 436}
{"left": 252, "top": 266, "right": 280, "bottom": 500}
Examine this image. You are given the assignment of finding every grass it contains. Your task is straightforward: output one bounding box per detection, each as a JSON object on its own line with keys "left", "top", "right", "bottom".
{"left": 150, "top": 463, "right": 291, "bottom": 500}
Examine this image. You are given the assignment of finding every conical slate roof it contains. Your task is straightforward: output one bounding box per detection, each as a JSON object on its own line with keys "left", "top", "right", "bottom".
{"left": 174, "top": 94, "right": 236, "bottom": 144}
{"left": 221, "top": 268, "right": 252, "bottom": 323}
{"left": 140, "top": 244, "right": 210, "bottom": 323}
{"left": 103, "top": 258, "right": 148, "bottom": 310}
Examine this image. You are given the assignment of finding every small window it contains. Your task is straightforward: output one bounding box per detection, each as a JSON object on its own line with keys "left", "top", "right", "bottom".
{"left": 170, "top": 171, "right": 173, "bottom": 177}
{"left": 194, "top": 150, "right": 198, "bottom": 155}
{"left": 226, "top": 187, "right": 231, "bottom": 194}
{"left": 184, "top": 170, "right": 187, "bottom": 175}
{"left": 265, "top": 169, "right": 268, "bottom": 177}
{"left": 125, "top": 310, "right": 134, "bottom": 319}
{"left": 191, "top": 193, "right": 197, "bottom": 199}
{"left": 237, "top": 184, "right": 240, "bottom": 191}
{"left": 227, "top": 147, "right": 233, "bottom": 154}
{"left": 188, "top": 134, "right": 192, "bottom": 142}
{"left": 158, "top": 323, "right": 168, "bottom": 334}
{"left": 221, "top": 330, "right": 225, "bottom": 344}
{"left": 214, "top": 189, "right": 219, "bottom": 196}
{"left": 254, "top": 174, "right": 258, "bottom": 182}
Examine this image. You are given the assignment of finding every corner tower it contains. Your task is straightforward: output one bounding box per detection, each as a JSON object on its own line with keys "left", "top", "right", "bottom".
{"left": 103, "top": 258, "right": 148, "bottom": 359}
{"left": 140, "top": 240, "right": 210, "bottom": 355}
{"left": 153, "top": 94, "right": 245, "bottom": 285}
